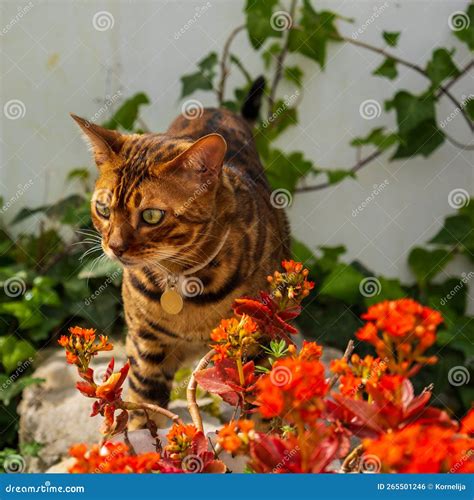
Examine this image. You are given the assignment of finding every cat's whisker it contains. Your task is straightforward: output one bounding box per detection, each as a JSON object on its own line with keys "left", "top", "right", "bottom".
{"left": 79, "top": 244, "right": 103, "bottom": 261}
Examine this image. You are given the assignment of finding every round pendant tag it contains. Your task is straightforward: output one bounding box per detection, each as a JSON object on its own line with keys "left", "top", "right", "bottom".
{"left": 160, "top": 289, "right": 184, "bottom": 315}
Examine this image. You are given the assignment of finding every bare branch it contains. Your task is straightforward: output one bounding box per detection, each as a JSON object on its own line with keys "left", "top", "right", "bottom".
{"left": 187, "top": 349, "right": 216, "bottom": 432}
{"left": 217, "top": 25, "right": 245, "bottom": 105}
{"left": 328, "top": 340, "right": 355, "bottom": 390}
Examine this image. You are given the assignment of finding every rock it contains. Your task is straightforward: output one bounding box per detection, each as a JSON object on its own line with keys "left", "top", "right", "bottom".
{"left": 18, "top": 345, "right": 127, "bottom": 473}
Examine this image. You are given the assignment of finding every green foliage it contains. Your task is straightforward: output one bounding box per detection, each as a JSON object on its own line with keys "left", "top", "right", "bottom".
{"left": 180, "top": 53, "right": 218, "bottom": 98}
{"left": 245, "top": 0, "right": 281, "bottom": 49}
{"left": 382, "top": 31, "right": 400, "bottom": 47}
{"left": 373, "top": 57, "right": 398, "bottom": 80}
{"left": 103, "top": 93, "right": 150, "bottom": 131}
{"left": 452, "top": 4, "right": 474, "bottom": 50}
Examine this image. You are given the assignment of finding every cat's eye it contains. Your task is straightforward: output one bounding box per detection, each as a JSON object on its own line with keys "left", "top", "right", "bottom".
{"left": 96, "top": 202, "right": 110, "bottom": 219}
{"left": 142, "top": 209, "right": 164, "bottom": 225}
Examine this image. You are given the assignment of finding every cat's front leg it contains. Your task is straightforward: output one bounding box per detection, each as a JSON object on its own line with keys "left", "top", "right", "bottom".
{"left": 125, "top": 333, "right": 181, "bottom": 430}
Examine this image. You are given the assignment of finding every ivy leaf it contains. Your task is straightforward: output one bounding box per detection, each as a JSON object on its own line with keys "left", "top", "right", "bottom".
{"left": 0, "top": 337, "right": 36, "bottom": 374}
{"left": 102, "top": 93, "right": 150, "bottom": 131}
{"left": 408, "top": 247, "right": 453, "bottom": 285}
{"left": 265, "top": 149, "right": 313, "bottom": 192}
{"left": 291, "top": 239, "right": 316, "bottom": 268}
{"left": 245, "top": 0, "right": 280, "bottom": 49}
{"left": 351, "top": 127, "right": 399, "bottom": 151}
{"left": 425, "top": 48, "right": 460, "bottom": 89}
{"left": 373, "top": 57, "right": 398, "bottom": 80}
{"left": 385, "top": 91, "right": 444, "bottom": 159}
{"left": 429, "top": 214, "right": 474, "bottom": 252}
{"left": 262, "top": 42, "right": 281, "bottom": 69}
{"left": 464, "top": 97, "right": 474, "bottom": 121}
{"left": 284, "top": 66, "right": 304, "bottom": 88}
{"left": 325, "top": 169, "right": 355, "bottom": 185}
{"left": 288, "top": 0, "right": 340, "bottom": 68}
{"left": 426, "top": 278, "right": 467, "bottom": 318}
{"left": 382, "top": 31, "right": 400, "bottom": 47}
{"left": 316, "top": 245, "right": 346, "bottom": 274}
{"left": 437, "top": 316, "right": 474, "bottom": 357}
{"left": 180, "top": 52, "right": 218, "bottom": 98}
{"left": 452, "top": 4, "right": 474, "bottom": 51}
{"left": 319, "top": 263, "right": 365, "bottom": 303}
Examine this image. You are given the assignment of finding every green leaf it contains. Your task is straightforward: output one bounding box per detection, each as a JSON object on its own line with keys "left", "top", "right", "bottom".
{"left": 316, "top": 246, "right": 346, "bottom": 274}
{"left": 429, "top": 214, "right": 474, "bottom": 251}
{"left": 382, "top": 31, "right": 400, "bottom": 47}
{"left": 325, "top": 169, "right": 355, "bottom": 185}
{"left": 351, "top": 127, "right": 399, "bottom": 151}
{"left": 319, "top": 263, "right": 365, "bottom": 303}
{"left": 262, "top": 42, "right": 281, "bottom": 69}
{"left": 103, "top": 93, "right": 150, "bottom": 131}
{"left": 0, "top": 337, "right": 36, "bottom": 374}
{"left": 291, "top": 239, "right": 316, "bottom": 268}
{"left": 284, "top": 66, "right": 304, "bottom": 88}
{"left": 425, "top": 48, "right": 460, "bottom": 89}
{"left": 385, "top": 91, "right": 445, "bottom": 159}
{"left": 288, "top": 1, "right": 340, "bottom": 68}
{"left": 408, "top": 247, "right": 453, "bottom": 284}
{"left": 464, "top": 97, "right": 474, "bottom": 121}
{"left": 426, "top": 278, "right": 468, "bottom": 318}
{"left": 20, "top": 441, "right": 44, "bottom": 457}
{"left": 437, "top": 316, "right": 474, "bottom": 357}
{"left": 67, "top": 168, "right": 90, "bottom": 183}
{"left": 245, "top": 0, "right": 280, "bottom": 49}
{"left": 180, "top": 53, "right": 218, "bottom": 98}
{"left": 265, "top": 149, "right": 313, "bottom": 192}
{"left": 373, "top": 57, "right": 398, "bottom": 80}
{"left": 452, "top": 4, "right": 474, "bottom": 51}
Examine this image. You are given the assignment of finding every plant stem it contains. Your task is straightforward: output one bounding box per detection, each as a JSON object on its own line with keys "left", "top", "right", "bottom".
{"left": 217, "top": 25, "right": 245, "bottom": 105}
{"left": 187, "top": 349, "right": 216, "bottom": 432}
{"left": 236, "top": 356, "right": 245, "bottom": 387}
{"left": 328, "top": 340, "right": 355, "bottom": 389}
{"left": 340, "top": 444, "right": 363, "bottom": 473}
{"left": 267, "top": 0, "right": 298, "bottom": 119}
{"left": 295, "top": 150, "right": 383, "bottom": 193}
{"left": 122, "top": 401, "right": 182, "bottom": 425}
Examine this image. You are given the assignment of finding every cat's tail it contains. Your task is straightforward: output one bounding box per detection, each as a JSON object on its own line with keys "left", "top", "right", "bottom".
{"left": 241, "top": 76, "right": 266, "bottom": 122}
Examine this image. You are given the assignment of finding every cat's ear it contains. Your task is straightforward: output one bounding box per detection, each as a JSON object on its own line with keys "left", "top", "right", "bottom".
{"left": 70, "top": 114, "right": 124, "bottom": 167}
{"left": 172, "top": 133, "right": 227, "bottom": 179}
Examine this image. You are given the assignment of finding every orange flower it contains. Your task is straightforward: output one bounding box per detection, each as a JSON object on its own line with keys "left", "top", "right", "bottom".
{"left": 69, "top": 442, "right": 160, "bottom": 473}
{"left": 356, "top": 299, "right": 443, "bottom": 375}
{"left": 165, "top": 423, "right": 199, "bottom": 458}
{"left": 363, "top": 423, "right": 474, "bottom": 473}
{"left": 210, "top": 315, "right": 259, "bottom": 362}
{"left": 267, "top": 260, "right": 314, "bottom": 302}
{"left": 256, "top": 357, "right": 328, "bottom": 424}
{"left": 461, "top": 408, "right": 474, "bottom": 436}
{"left": 217, "top": 420, "right": 255, "bottom": 454}
{"left": 299, "top": 341, "right": 323, "bottom": 361}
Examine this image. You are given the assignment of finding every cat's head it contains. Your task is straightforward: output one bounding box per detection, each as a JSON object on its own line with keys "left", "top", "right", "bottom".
{"left": 71, "top": 114, "right": 227, "bottom": 268}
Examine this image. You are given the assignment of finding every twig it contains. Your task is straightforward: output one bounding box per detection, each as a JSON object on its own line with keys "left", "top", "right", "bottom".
{"left": 267, "top": 0, "right": 298, "bottom": 119}
{"left": 295, "top": 150, "right": 383, "bottom": 193}
{"left": 328, "top": 340, "right": 355, "bottom": 390}
{"left": 340, "top": 444, "right": 363, "bottom": 473}
{"left": 339, "top": 35, "right": 474, "bottom": 133}
{"left": 122, "top": 401, "right": 183, "bottom": 425}
{"left": 187, "top": 349, "right": 216, "bottom": 432}
{"left": 437, "top": 60, "right": 474, "bottom": 95}
{"left": 217, "top": 25, "right": 245, "bottom": 105}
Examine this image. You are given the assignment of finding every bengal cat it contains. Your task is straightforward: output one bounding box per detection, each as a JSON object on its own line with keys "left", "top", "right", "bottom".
{"left": 72, "top": 98, "right": 290, "bottom": 428}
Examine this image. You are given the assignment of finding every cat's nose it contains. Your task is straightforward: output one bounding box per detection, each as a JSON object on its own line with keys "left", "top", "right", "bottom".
{"left": 108, "top": 241, "right": 128, "bottom": 257}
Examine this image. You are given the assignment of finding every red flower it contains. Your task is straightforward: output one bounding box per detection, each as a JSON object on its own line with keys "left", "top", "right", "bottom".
{"left": 217, "top": 420, "right": 255, "bottom": 454}
{"left": 210, "top": 315, "right": 258, "bottom": 362}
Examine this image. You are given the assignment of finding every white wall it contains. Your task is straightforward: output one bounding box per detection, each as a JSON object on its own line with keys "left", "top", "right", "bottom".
{"left": 1, "top": 0, "right": 473, "bottom": 285}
